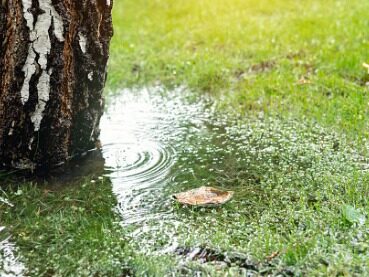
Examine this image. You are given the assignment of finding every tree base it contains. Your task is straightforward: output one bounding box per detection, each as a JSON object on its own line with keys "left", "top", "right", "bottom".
{"left": 0, "top": 0, "right": 113, "bottom": 172}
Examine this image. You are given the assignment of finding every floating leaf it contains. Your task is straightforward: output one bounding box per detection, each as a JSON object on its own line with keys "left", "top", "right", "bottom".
{"left": 342, "top": 204, "right": 365, "bottom": 225}
{"left": 173, "top": 186, "right": 234, "bottom": 206}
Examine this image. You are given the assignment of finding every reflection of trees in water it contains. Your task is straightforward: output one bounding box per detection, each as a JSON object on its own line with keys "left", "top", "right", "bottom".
{"left": 45, "top": 150, "right": 106, "bottom": 189}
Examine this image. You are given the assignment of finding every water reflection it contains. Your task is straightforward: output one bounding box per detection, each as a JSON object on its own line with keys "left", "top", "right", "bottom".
{"left": 100, "top": 86, "right": 212, "bottom": 224}
{"left": 100, "top": 86, "right": 365, "bottom": 262}
{"left": 0, "top": 227, "right": 26, "bottom": 277}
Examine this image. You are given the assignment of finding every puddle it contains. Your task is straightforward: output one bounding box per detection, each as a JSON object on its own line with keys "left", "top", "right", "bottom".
{"left": 100, "top": 86, "right": 237, "bottom": 255}
{"left": 0, "top": 85, "right": 367, "bottom": 275}
{"left": 0, "top": 227, "right": 26, "bottom": 277}
{"left": 100, "top": 86, "right": 213, "bottom": 225}
{"left": 99, "top": 86, "right": 365, "bottom": 268}
{"left": 0, "top": 198, "right": 25, "bottom": 277}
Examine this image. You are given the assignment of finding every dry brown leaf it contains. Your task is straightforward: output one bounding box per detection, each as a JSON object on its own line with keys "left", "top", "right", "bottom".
{"left": 297, "top": 77, "right": 311, "bottom": 85}
{"left": 173, "top": 186, "right": 234, "bottom": 206}
{"left": 266, "top": 251, "right": 280, "bottom": 261}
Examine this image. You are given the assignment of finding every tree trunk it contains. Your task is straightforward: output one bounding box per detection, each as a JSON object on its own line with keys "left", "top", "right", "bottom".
{"left": 0, "top": 0, "right": 113, "bottom": 172}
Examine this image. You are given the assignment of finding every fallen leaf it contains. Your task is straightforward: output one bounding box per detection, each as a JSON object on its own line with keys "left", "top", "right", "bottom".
{"left": 173, "top": 186, "right": 234, "bottom": 206}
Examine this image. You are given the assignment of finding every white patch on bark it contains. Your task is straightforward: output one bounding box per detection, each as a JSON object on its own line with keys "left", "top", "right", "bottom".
{"left": 90, "top": 115, "right": 99, "bottom": 141}
{"left": 50, "top": 5, "right": 65, "bottom": 42}
{"left": 21, "top": 0, "right": 33, "bottom": 31}
{"left": 20, "top": 45, "right": 36, "bottom": 104}
{"left": 20, "top": 0, "right": 65, "bottom": 131}
{"left": 28, "top": 137, "right": 34, "bottom": 150}
{"left": 31, "top": 70, "right": 51, "bottom": 131}
{"left": 107, "top": 0, "right": 111, "bottom": 6}
{"left": 88, "top": 72, "right": 93, "bottom": 81}
{"left": 78, "top": 32, "right": 87, "bottom": 53}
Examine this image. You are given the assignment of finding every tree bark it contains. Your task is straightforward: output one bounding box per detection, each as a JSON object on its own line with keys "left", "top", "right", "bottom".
{"left": 0, "top": 0, "right": 113, "bottom": 172}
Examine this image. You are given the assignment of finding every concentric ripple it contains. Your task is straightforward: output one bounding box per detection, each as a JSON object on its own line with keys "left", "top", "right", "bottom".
{"left": 99, "top": 87, "right": 192, "bottom": 224}
{"left": 103, "top": 142, "right": 176, "bottom": 189}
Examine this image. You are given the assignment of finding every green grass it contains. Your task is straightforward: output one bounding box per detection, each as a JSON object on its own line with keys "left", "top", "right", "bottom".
{"left": 109, "top": 0, "right": 369, "bottom": 140}
{"left": 0, "top": 178, "right": 178, "bottom": 276}
{"left": 126, "top": 116, "right": 369, "bottom": 276}
{"left": 0, "top": 179, "right": 133, "bottom": 276}
{"left": 4, "top": 117, "right": 369, "bottom": 276}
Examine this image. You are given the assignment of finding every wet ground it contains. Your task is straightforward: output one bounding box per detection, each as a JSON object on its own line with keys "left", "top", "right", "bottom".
{"left": 0, "top": 212, "right": 25, "bottom": 277}
{"left": 98, "top": 86, "right": 366, "bottom": 274}
{"left": 100, "top": 86, "right": 216, "bottom": 225}
{"left": 1, "top": 86, "right": 368, "bottom": 275}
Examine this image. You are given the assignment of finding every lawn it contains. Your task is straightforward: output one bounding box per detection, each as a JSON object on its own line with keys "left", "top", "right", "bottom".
{"left": 110, "top": 0, "right": 369, "bottom": 140}
{"left": 2, "top": 0, "right": 369, "bottom": 276}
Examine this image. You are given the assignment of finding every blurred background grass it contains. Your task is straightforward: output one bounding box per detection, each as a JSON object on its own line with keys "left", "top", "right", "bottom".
{"left": 109, "top": 0, "right": 369, "bottom": 140}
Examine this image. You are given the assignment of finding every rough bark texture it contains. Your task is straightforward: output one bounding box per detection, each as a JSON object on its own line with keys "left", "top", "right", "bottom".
{"left": 0, "top": 0, "right": 113, "bottom": 172}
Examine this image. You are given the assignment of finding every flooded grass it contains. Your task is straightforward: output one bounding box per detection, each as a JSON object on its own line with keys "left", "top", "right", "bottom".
{"left": 2, "top": 87, "right": 369, "bottom": 275}
{"left": 0, "top": 179, "right": 132, "bottom": 276}
{"left": 100, "top": 87, "right": 369, "bottom": 276}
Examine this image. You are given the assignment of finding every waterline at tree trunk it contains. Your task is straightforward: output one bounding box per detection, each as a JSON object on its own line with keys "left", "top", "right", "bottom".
{"left": 0, "top": 0, "right": 113, "bottom": 172}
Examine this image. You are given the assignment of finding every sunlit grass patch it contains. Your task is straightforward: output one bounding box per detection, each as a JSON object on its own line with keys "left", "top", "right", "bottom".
{"left": 109, "top": 0, "right": 369, "bottom": 139}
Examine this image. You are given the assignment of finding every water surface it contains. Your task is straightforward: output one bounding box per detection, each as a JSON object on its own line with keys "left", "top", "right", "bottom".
{"left": 1, "top": 202, "right": 25, "bottom": 277}
{"left": 101, "top": 87, "right": 214, "bottom": 222}
{"left": 1, "top": 86, "right": 367, "bottom": 275}
{"left": 99, "top": 86, "right": 363, "bottom": 267}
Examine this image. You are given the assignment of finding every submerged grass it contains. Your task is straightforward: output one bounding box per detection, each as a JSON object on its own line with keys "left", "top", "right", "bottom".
{"left": 127, "top": 115, "right": 369, "bottom": 276}
{"left": 189, "top": 120, "right": 369, "bottom": 275}
{"left": 0, "top": 176, "right": 177, "bottom": 276}
{"left": 3, "top": 116, "right": 369, "bottom": 276}
{"left": 0, "top": 179, "right": 133, "bottom": 276}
